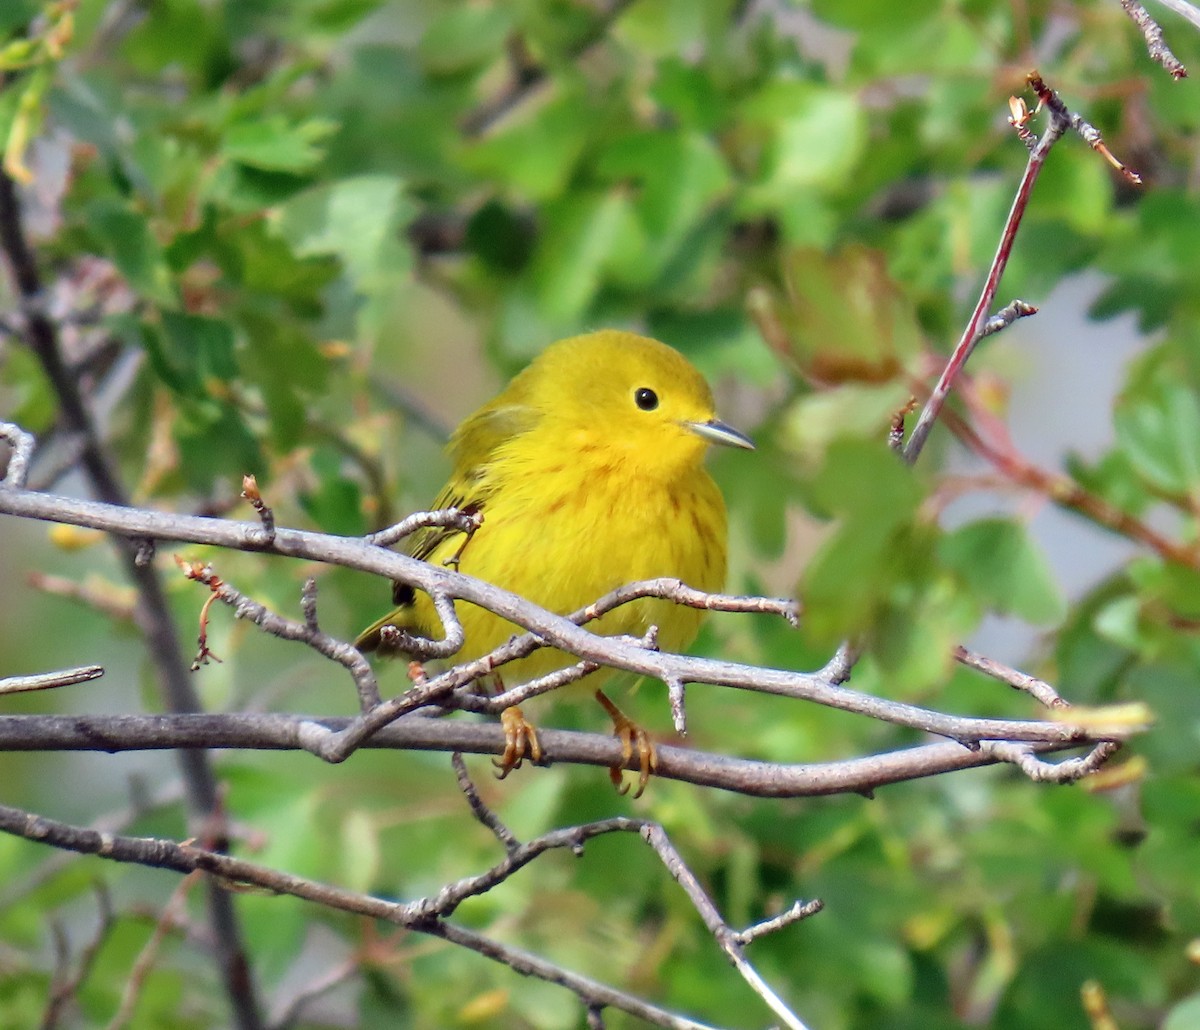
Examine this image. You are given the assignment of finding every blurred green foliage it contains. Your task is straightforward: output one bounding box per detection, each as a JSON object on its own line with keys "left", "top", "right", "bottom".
{"left": 3, "top": 1, "right": 1200, "bottom": 1028}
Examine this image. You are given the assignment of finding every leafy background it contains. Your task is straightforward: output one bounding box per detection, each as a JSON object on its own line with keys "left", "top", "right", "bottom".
{"left": 2, "top": 1, "right": 1200, "bottom": 1027}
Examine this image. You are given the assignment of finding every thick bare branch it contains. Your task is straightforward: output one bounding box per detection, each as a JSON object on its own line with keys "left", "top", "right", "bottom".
{"left": 0, "top": 713, "right": 1119, "bottom": 797}
{"left": 0, "top": 487, "right": 1129, "bottom": 764}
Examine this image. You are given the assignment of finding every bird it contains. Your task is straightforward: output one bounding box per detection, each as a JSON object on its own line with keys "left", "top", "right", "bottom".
{"left": 356, "top": 329, "right": 753, "bottom": 796}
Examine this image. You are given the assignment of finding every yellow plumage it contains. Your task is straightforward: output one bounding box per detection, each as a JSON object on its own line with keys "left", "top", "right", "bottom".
{"left": 357, "top": 329, "right": 752, "bottom": 785}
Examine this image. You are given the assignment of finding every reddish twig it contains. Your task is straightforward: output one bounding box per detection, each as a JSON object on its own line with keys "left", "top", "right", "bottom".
{"left": 943, "top": 407, "right": 1200, "bottom": 570}
{"left": 903, "top": 73, "right": 1071, "bottom": 463}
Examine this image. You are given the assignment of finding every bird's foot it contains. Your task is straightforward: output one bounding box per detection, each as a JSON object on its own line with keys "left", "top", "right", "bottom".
{"left": 594, "top": 689, "right": 658, "bottom": 799}
{"left": 493, "top": 705, "right": 542, "bottom": 779}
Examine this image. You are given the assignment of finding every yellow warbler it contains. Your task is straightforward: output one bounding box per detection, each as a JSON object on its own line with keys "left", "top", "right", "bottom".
{"left": 357, "top": 329, "right": 752, "bottom": 794}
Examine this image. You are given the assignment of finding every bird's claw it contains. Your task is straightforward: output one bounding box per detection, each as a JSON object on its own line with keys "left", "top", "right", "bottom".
{"left": 596, "top": 690, "right": 658, "bottom": 799}
{"left": 493, "top": 705, "right": 542, "bottom": 780}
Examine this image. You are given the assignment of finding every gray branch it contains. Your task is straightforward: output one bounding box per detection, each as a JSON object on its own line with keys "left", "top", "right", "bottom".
{"left": 0, "top": 485, "right": 1131, "bottom": 770}
{"left": 0, "top": 713, "right": 1119, "bottom": 795}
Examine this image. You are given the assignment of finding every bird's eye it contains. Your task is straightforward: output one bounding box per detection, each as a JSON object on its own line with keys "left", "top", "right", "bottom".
{"left": 634, "top": 387, "right": 659, "bottom": 411}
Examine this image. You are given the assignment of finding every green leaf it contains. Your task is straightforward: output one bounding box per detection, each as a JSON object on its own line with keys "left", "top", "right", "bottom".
{"left": 300, "top": 447, "right": 367, "bottom": 535}
{"left": 418, "top": 5, "right": 512, "bottom": 75}
{"left": 0, "top": 2, "right": 39, "bottom": 38}
{"left": 650, "top": 57, "right": 726, "bottom": 131}
{"left": 528, "top": 188, "right": 633, "bottom": 321}
{"left": 799, "top": 439, "right": 930, "bottom": 644}
{"left": 594, "top": 129, "right": 731, "bottom": 288}
{"left": 269, "top": 174, "right": 416, "bottom": 291}
{"left": 806, "top": 437, "right": 925, "bottom": 522}
{"left": 781, "top": 383, "right": 914, "bottom": 470}
{"left": 84, "top": 200, "right": 175, "bottom": 306}
{"left": 173, "top": 400, "right": 264, "bottom": 492}
{"left": 223, "top": 115, "right": 339, "bottom": 173}
{"left": 1163, "top": 992, "right": 1200, "bottom": 1030}
{"left": 161, "top": 312, "right": 238, "bottom": 383}
{"left": 938, "top": 519, "right": 1066, "bottom": 625}
{"left": 738, "top": 83, "right": 867, "bottom": 205}
{"left": 339, "top": 809, "right": 380, "bottom": 894}
{"left": 1114, "top": 380, "right": 1200, "bottom": 498}
{"left": 770, "top": 246, "right": 924, "bottom": 386}
{"left": 460, "top": 89, "right": 594, "bottom": 201}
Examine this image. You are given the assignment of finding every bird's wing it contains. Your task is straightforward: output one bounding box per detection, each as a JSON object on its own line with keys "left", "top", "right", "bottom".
{"left": 361, "top": 402, "right": 536, "bottom": 648}
{"left": 401, "top": 401, "right": 532, "bottom": 568}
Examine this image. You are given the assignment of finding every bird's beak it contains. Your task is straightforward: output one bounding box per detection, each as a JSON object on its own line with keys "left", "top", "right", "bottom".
{"left": 686, "top": 418, "right": 755, "bottom": 451}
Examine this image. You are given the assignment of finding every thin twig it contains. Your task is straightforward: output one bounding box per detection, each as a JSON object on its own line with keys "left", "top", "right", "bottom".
{"left": 240, "top": 475, "right": 275, "bottom": 546}
{"left": 1120, "top": 0, "right": 1188, "bottom": 78}
{"left": 943, "top": 404, "right": 1200, "bottom": 570}
{"left": 953, "top": 647, "right": 1067, "bottom": 709}
{"left": 732, "top": 900, "right": 825, "bottom": 947}
{"left": 980, "top": 740, "right": 1121, "bottom": 783}
{"left": 41, "top": 882, "right": 114, "bottom": 1030}
{"left": 980, "top": 299, "right": 1039, "bottom": 337}
{"left": 106, "top": 872, "right": 202, "bottom": 1030}
{"left": 1154, "top": 0, "right": 1200, "bottom": 30}
{"left": 26, "top": 570, "right": 138, "bottom": 622}
{"left": 903, "top": 72, "right": 1071, "bottom": 464}
{"left": 0, "top": 665, "right": 104, "bottom": 696}
{"left": 0, "top": 487, "right": 1133, "bottom": 767}
{"left": 0, "top": 779, "right": 187, "bottom": 913}
{"left": 366, "top": 507, "right": 483, "bottom": 549}
{"left": 640, "top": 825, "right": 810, "bottom": 1030}
{"left": 0, "top": 420, "right": 36, "bottom": 487}
{"left": 1028, "top": 74, "right": 1143, "bottom": 184}
{"left": 377, "top": 590, "right": 466, "bottom": 660}
{"left": 459, "top": 0, "right": 637, "bottom": 138}
{"left": 450, "top": 659, "right": 602, "bottom": 714}
{"left": 175, "top": 559, "right": 382, "bottom": 711}
{"left": 267, "top": 954, "right": 360, "bottom": 1030}
{"left": 0, "top": 802, "right": 737, "bottom": 1030}
{"left": 452, "top": 753, "right": 521, "bottom": 854}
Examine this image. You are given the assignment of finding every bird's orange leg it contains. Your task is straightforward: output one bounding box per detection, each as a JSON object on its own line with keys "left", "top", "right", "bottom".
{"left": 493, "top": 706, "right": 543, "bottom": 779}
{"left": 487, "top": 675, "right": 542, "bottom": 779}
{"left": 594, "top": 689, "right": 658, "bottom": 799}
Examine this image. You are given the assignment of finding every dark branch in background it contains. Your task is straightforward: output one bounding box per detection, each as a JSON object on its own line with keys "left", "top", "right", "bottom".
{"left": 42, "top": 883, "right": 113, "bottom": 1030}
{"left": 459, "top": 0, "right": 637, "bottom": 138}
{"left": 1120, "top": 0, "right": 1189, "bottom": 78}
{"left": 0, "top": 168, "right": 264, "bottom": 1030}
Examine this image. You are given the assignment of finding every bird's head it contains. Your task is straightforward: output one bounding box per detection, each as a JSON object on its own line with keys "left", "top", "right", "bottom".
{"left": 516, "top": 330, "right": 753, "bottom": 477}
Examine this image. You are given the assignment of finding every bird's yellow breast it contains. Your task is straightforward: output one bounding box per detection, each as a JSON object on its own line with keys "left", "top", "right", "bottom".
{"left": 410, "top": 428, "right": 728, "bottom": 684}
